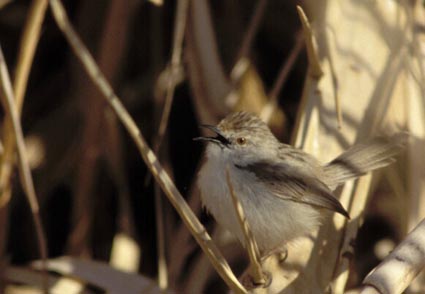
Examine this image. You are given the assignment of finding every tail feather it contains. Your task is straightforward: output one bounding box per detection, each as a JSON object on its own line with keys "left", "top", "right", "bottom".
{"left": 324, "top": 132, "right": 407, "bottom": 189}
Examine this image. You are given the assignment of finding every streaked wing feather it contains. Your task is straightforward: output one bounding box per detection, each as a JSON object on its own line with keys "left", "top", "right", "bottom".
{"left": 237, "top": 161, "right": 350, "bottom": 218}
{"left": 324, "top": 132, "right": 407, "bottom": 189}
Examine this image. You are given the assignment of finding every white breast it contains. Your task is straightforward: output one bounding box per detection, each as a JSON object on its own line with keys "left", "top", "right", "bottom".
{"left": 197, "top": 144, "right": 322, "bottom": 253}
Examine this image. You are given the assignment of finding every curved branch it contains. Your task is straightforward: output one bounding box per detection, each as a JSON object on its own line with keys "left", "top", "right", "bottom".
{"left": 48, "top": 1, "right": 246, "bottom": 292}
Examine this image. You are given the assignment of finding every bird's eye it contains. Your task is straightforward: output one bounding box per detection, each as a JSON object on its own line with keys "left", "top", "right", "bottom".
{"left": 236, "top": 137, "right": 247, "bottom": 145}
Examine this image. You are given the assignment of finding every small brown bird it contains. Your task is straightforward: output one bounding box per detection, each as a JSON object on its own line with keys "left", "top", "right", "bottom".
{"left": 195, "top": 111, "right": 406, "bottom": 255}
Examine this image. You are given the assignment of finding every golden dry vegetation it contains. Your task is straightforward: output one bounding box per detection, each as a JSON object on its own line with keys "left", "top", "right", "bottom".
{"left": 0, "top": 0, "right": 424, "bottom": 293}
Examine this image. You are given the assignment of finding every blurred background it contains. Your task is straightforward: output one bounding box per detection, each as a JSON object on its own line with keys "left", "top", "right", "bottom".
{"left": 0, "top": 0, "right": 423, "bottom": 293}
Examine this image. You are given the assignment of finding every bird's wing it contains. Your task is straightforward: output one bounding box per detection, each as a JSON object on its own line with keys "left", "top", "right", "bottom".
{"left": 237, "top": 161, "right": 350, "bottom": 218}
{"left": 323, "top": 132, "right": 407, "bottom": 189}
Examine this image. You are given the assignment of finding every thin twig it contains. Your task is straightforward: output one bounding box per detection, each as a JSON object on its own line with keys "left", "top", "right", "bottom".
{"left": 231, "top": 0, "right": 268, "bottom": 82}
{"left": 14, "top": 0, "right": 48, "bottom": 111}
{"left": 225, "top": 167, "right": 265, "bottom": 287}
{"left": 0, "top": 46, "right": 48, "bottom": 294}
{"left": 152, "top": 0, "right": 189, "bottom": 289}
{"left": 153, "top": 0, "right": 189, "bottom": 152}
{"left": 268, "top": 32, "right": 304, "bottom": 103}
{"left": 0, "top": 0, "right": 47, "bottom": 211}
{"left": 0, "top": 4, "right": 48, "bottom": 288}
{"left": 0, "top": 1, "right": 48, "bottom": 275}
{"left": 296, "top": 6, "right": 323, "bottom": 78}
{"left": 296, "top": 6, "right": 343, "bottom": 129}
{"left": 68, "top": 0, "right": 133, "bottom": 257}
{"left": 334, "top": 91, "right": 343, "bottom": 129}
{"left": 260, "top": 32, "right": 304, "bottom": 123}
{"left": 325, "top": 32, "right": 343, "bottom": 130}
{"left": 187, "top": 0, "right": 232, "bottom": 117}
{"left": 48, "top": 1, "right": 246, "bottom": 292}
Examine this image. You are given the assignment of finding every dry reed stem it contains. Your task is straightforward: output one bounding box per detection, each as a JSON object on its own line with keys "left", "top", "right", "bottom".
{"left": 0, "top": 0, "right": 47, "bottom": 225}
{"left": 231, "top": 0, "right": 268, "bottom": 82}
{"left": 0, "top": 46, "right": 48, "bottom": 294}
{"left": 405, "top": 5, "right": 425, "bottom": 285}
{"left": 260, "top": 32, "right": 304, "bottom": 123}
{"left": 408, "top": 0, "right": 425, "bottom": 234}
{"left": 297, "top": 4, "right": 345, "bottom": 140}
{"left": 296, "top": 6, "right": 343, "bottom": 132}
{"left": 296, "top": 5, "right": 343, "bottom": 131}
{"left": 283, "top": 1, "right": 412, "bottom": 292}
{"left": 325, "top": 3, "right": 413, "bottom": 285}
{"left": 13, "top": 0, "right": 48, "bottom": 110}
{"left": 152, "top": 0, "right": 189, "bottom": 289}
{"left": 188, "top": 0, "right": 232, "bottom": 118}
{"left": 153, "top": 0, "right": 189, "bottom": 152}
{"left": 48, "top": 1, "right": 246, "bottom": 292}
{"left": 407, "top": 9, "right": 425, "bottom": 287}
{"left": 0, "top": 1, "right": 48, "bottom": 278}
{"left": 67, "top": 0, "right": 133, "bottom": 255}
{"left": 361, "top": 218, "right": 425, "bottom": 294}
{"left": 0, "top": 3, "right": 48, "bottom": 289}
{"left": 167, "top": 186, "right": 201, "bottom": 288}
{"left": 268, "top": 32, "right": 304, "bottom": 102}
{"left": 87, "top": 0, "right": 139, "bottom": 272}
{"left": 331, "top": 176, "right": 371, "bottom": 293}
{"left": 296, "top": 6, "right": 322, "bottom": 79}
{"left": 225, "top": 167, "right": 265, "bottom": 287}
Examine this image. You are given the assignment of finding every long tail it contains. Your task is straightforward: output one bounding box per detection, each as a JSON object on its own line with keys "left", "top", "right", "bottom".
{"left": 323, "top": 132, "right": 407, "bottom": 189}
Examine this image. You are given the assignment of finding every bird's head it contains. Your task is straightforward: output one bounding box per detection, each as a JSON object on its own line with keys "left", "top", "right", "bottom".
{"left": 194, "top": 112, "right": 278, "bottom": 164}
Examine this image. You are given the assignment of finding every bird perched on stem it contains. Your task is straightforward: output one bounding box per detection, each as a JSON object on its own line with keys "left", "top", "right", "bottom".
{"left": 195, "top": 111, "right": 406, "bottom": 256}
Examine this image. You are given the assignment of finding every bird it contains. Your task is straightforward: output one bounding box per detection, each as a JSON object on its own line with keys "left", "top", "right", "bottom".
{"left": 195, "top": 111, "right": 406, "bottom": 256}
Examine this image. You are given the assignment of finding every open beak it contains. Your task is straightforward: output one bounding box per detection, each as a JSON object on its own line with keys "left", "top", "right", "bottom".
{"left": 193, "top": 124, "right": 230, "bottom": 146}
